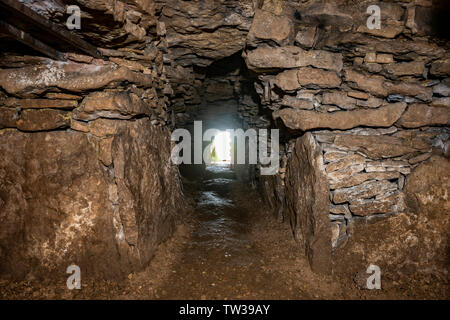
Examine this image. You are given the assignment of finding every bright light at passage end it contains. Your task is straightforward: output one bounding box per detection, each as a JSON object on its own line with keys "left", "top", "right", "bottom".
{"left": 211, "top": 131, "right": 231, "bottom": 163}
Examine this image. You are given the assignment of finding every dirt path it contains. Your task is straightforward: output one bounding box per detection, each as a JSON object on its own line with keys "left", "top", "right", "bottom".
{"left": 158, "top": 165, "right": 308, "bottom": 299}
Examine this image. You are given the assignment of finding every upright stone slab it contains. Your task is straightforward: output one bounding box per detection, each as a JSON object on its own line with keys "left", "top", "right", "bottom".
{"left": 285, "top": 132, "right": 331, "bottom": 274}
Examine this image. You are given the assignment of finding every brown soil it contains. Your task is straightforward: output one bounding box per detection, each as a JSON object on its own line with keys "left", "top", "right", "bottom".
{"left": 0, "top": 165, "right": 446, "bottom": 300}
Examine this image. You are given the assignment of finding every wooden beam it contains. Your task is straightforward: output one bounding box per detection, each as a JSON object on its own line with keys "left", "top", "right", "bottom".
{"left": 0, "top": 20, "right": 65, "bottom": 61}
{"left": 0, "top": 0, "right": 102, "bottom": 58}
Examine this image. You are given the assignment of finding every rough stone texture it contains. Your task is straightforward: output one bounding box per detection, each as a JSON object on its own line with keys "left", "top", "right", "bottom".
{"left": 73, "top": 91, "right": 152, "bottom": 121}
{"left": 295, "top": 26, "right": 317, "bottom": 48}
{"left": 111, "top": 119, "right": 184, "bottom": 268}
{"left": 259, "top": 174, "right": 285, "bottom": 222}
{"left": 325, "top": 154, "right": 365, "bottom": 173}
{"left": 322, "top": 91, "right": 356, "bottom": 110}
{"left": 0, "top": 119, "right": 184, "bottom": 279}
{"left": 285, "top": 133, "right": 331, "bottom": 274}
{"left": 430, "top": 58, "right": 450, "bottom": 77}
{"left": 1, "top": 0, "right": 449, "bottom": 286}
{"left": 274, "top": 103, "right": 406, "bottom": 131}
{"left": 275, "top": 67, "right": 341, "bottom": 91}
{"left": 404, "top": 156, "right": 450, "bottom": 219}
{"left": 4, "top": 98, "right": 78, "bottom": 110}
{"left": 280, "top": 96, "right": 313, "bottom": 110}
{"left": 333, "top": 180, "right": 399, "bottom": 204}
{"left": 0, "top": 1, "right": 182, "bottom": 281}
{"left": 18, "top": 0, "right": 158, "bottom": 47}
{"left": 384, "top": 81, "right": 432, "bottom": 102}
{"left": 406, "top": 5, "right": 433, "bottom": 36}
{"left": 431, "top": 97, "right": 450, "bottom": 107}
{"left": 245, "top": 46, "right": 343, "bottom": 72}
{"left": 247, "top": 9, "right": 294, "bottom": 47}
{"left": 345, "top": 69, "right": 388, "bottom": 97}
{"left": 349, "top": 192, "right": 405, "bottom": 216}
{"left": 0, "top": 61, "right": 153, "bottom": 97}
{"left": 356, "top": 24, "right": 404, "bottom": 39}
{"left": 329, "top": 171, "right": 401, "bottom": 189}
{"left": 296, "top": 67, "right": 341, "bottom": 88}
{"left": 242, "top": 1, "right": 449, "bottom": 276}
{"left": 0, "top": 108, "right": 20, "bottom": 129}
{"left": 333, "top": 134, "right": 422, "bottom": 159}
{"left": 0, "top": 129, "right": 120, "bottom": 279}
{"left": 384, "top": 61, "right": 425, "bottom": 77}
{"left": 16, "top": 109, "right": 71, "bottom": 131}
{"left": 333, "top": 156, "right": 449, "bottom": 284}
{"left": 160, "top": 0, "right": 253, "bottom": 67}
{"left": 275, "top": 69, "right": 301, "bottom": 91}
{"left": 397, "top": 104, "right": 449, "bottom": 128}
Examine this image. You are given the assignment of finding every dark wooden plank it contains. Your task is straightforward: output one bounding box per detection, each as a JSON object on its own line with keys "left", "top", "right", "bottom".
{"left": 0, "top": 20, "right": 65, "bottom": 61}
{"left": 0, "top": 0, "right": 102, "bottom": 58}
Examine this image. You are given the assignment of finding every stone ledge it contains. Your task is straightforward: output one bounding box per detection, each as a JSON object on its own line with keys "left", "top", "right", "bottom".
{"left": 273, "top": 102, "right": 406, "bottom": 131}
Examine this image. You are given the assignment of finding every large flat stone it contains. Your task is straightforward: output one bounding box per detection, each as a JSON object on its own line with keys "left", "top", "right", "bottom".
{"left": 384, "top": 61, "right": 425, "bottom": 77}
{"left": 329, "top": 171, "right": 401, "bottom": 189}
{"left": 322, "top": 91, "right": 357, "bottom": 110}
{"left": 0, "top": 119, "right": 184, "bottom": 279}
{"left": 281, "top": 95, "right": 313, "bottom": 109}
{"left": 246, "top": 46, "right": 343, "bottom": 72}
{"left": 73, "top": 91, "right": 151, "bottom": 121}
{"left": 349, "top": 192, "right": 405, "bottom": 216}
{"left": 333, "top": 134, "right": 418, "bottom": 159}
{"left": 161, "top": 0, "right": 251, "bottom": 66}
{"left": 431, "top": 97, "right": 450, "bottom": 108}
{"left": 275, "top": 69, "right": 301, "bottom": 91}
{"left": 247, "top": 9, "right": 294, "bottom": 46}
{"left": 295, "top": 26, "right": 317, "bottom": 48}
{"left": 384, "top": 82, "right": 432, "bottom": 102}
{"left": 275, "top": 67, "right": 342, "bottom": 91}
{"left": 16, "top": 109, "right": 71, "bottom": 131}
{"left": 297, "top": 67, "right": 341, "bottom": 88}
{"left": 285, "top": 133, "right": 331, "bottom": 274}
{"left": 325, "top": 154, "right": 366, "bottom": 173}
{"left": 0, "top": 61, "right": 153, "bottom": 97}
{"left": 0, "top": 108, "right": 20, "bottom": 129}
{"left": 356, "top": 24, "right": 404, "bottom": 38}
{"left": 327, "top": 164, "right": 365, "bottom": 182}
{"left": 430, "top": 58, "right": 450, "bottom": 76}
{"left": 404, "top": 155, "right": 450, "bottom": 216}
